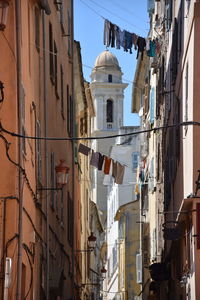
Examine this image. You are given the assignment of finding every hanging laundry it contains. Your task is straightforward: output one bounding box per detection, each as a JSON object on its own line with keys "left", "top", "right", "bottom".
{"left": 103, "top": 19, "right": 115, "bottom": 48}
{"left": 90, "top": 150, "right": 100, "bottom": 168}
{"left": 115, "top": 162, "right": 125, "bottom": 184}
{"left": 119, "top": 29, "right": 125, "bottom": 49}
{"left": 78, "top": 143, "right": 91, "bottom": 156}
{"left": 104, "top": 19, "right": 111, "bottom": 47}
{"left": 135, "top": 183, "right": 140, "bottom": 195}
{"left": 104, "top": 156, "right": 112, "bottom": 174}
{"left": 103, "top": 18, "right": 149, "bottom": 59}
{"left": 146, "top": 38, "right": 150, "bottom": 51}
{"left": 136, "top": 36, "right": 146, "bottom": 60}
{"left": 124, "top": 31, "right": 133, "bottom": 54}
{"left": 139, "top": 170, "right": 145, "bottom": 182}
{"left": 98, "top": 154, "right": 105, "bottom": 171}
{"left": 112, "top": 160, "right": 117, "bottom": 179}
{"left": 132, "top": 33, "right": 138, "bottom": 50}
{"left": 109, "top": 22, "right": 115, "bottom": 47}
{"left": 147, "top": 40, "right": 156, "bottom": 57}
{"left": 115, "top": 25, "right": 121, "bottom": 49}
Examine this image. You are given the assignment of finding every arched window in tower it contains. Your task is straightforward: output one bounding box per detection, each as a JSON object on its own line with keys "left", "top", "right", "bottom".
{"left": 108, "top": 74, "right": 112, "bottom": 82}
{"left": 106, "top": 99, "right": 113, "bottom": 123}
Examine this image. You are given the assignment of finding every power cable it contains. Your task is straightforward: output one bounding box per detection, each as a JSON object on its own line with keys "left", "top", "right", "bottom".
{"left": 108, "top": 0, "right": 148, "bottom": 23}
{"left": 80, "top": 0, "right": 148, "bottom": 34}
{"left": 23, "top": 243, "right": 33, "bottom": 300}
{"left": 1, "top": 121, "right": 200, "bottom": 141}
{"left": 79, "top": 0, "right": 104, "bottom": 19}
{"left": 26, "top": 42, "right": 143, "bottom": 86}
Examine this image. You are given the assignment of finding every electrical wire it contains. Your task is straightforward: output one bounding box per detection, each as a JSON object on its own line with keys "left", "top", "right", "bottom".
{"left": 80, "top": 0, "right": 148, "bottom": 34}
{"left": 108, "top": 0, "right": 148, "bottom": 23}
{"left": 1, "top": 32, "right": 16, "bottom": 60}
{"left": 27, "top": 41, "right": 144, "bottom": 87}
{"left": 79, "top": 0, "right": 104, "bottom": 19}
{"left": 1, "top": 121, "right": 200, "bottom": 141}
{"left": 82, "top": 63, "right": 134, "bottom": 84}
{"left": 23, "top": 243, "right": 33, "bottom": 300}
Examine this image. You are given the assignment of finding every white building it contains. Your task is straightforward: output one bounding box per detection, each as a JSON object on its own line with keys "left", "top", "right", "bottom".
{"left": 106, "top": 131, "right": 140, "bottom": 300}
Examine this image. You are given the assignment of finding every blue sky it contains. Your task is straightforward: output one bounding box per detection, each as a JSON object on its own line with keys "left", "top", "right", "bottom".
{"left": 74, "top": 0, "right": 149, "bottom": 126}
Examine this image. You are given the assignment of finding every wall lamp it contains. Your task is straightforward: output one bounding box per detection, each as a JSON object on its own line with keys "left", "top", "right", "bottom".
{"left": 100, "top": 266, "right": 107, "bottom": 280}
{"left": 0, "top": 0, "right": 9, "bottom": 31}
{"left": 76, "top": 232, "right": 97, "bottom": 252}
{"left": 38, "top": 159, "right": 70, "bottom": 191}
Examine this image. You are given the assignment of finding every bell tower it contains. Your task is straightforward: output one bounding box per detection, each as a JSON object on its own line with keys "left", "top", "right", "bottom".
{"left": 90, "top": 50, "right": 128, "bottom": 134}
{"left": 90, "top": 50, "right": 128, "bottom": 222}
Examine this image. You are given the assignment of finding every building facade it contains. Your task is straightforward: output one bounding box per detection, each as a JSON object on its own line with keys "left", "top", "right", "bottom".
{"left": 0, "top": 1, "right": 75, "bottom": 299}
{"left": 132, "top": 0, "right": 200, "bottom": 299}
{"left": 105, "top": 130, "right": 140, "bottom": 300}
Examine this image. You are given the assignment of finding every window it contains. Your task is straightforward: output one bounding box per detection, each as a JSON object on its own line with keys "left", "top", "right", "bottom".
{"left": 50, "top": 152, "right": 55, "bottom": 209}
{"left": 171, "top": 18, "right": 178, "bottom": 84}
{"left": 67, "top": 85, "right": 70, "bottom": 133}
{"left": 54, "top": 41, "right": 58, "bottom": 96}
{"left": 108, "top": 74, "right": 112, "bottom": 82}
{"left": 21, "top": 263, "right": 26, "bottom": 299}
{"left": 106, "top": 99, "right": 113, "bottom": 123}
{"left": 68, "top": 192, "right": 73, "bottom": 245}
{"left": 185, "top": 62, "right": 189, "bottom": 133}
{"left": 149, "top": 157, "right": 154, "bottom": 192}
{"left": 36, "top": 121, "right": 42, "bottom": 183}
{"left": 60, "top": 189, "right": 64, "bottom": 223}
{"left": 185, "top": 62, "right": 189, "bottom": 121}
{"left": 178, "top": 1, "right": 183, "bottom": 58}
{"left": 67, "top": 10, "right": 71, "bottom": 57}
{"left": 60, "top": 65, "right": 64, "bottom": 117}
{"left": 67, "top": 86, "right": 73, "bottom": 136}
{"left": 147, "top": 0, "right": 155, "bottom": 13}
{"left": 59, "top": 0, "right": 65, "bottom": 34}
{"left": 35, "top": 7, "right": 40, "bottom": 52}
{"left": 132, "top": 152, "right": 139, "bottom": 170}
{"left": 157, "top": 144, "right": 160, "bottom": 181}
{"left": 49, "top": 22, "right": 54, "bottom": 82}
{"left": 165, "top": 0, "right": 173, "bottom": 31}
{"left": 150, "top": 87, "right": 155, "bottom": 124}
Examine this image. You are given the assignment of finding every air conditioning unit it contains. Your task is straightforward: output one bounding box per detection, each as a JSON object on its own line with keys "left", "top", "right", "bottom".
{"left": 136, "top": 253, "right": 142, "bottom": 283}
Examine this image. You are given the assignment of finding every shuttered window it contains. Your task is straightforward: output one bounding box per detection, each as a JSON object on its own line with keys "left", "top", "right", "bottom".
{"left": 36, "top": 121, "right": 42, "bottom": 183}
{"left": 60, "top": 65, "right": 64, "bottom": 117}
{"left": 150, "top": 87, "right": 155, "bottom": 124}
{"left": 171, "top": 19, "right": 178, "bottom": 84}
{"left": 49, "top": 22, "right": 54, "bottom": 82}
{"left": 50, "top": 152, "right": 55, "bottom": 209}
{"left": 35, "top": 7, "right": 40, "bottom": 52}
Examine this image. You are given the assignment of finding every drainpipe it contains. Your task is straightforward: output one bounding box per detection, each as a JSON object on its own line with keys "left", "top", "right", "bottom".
{"left": 42, "top": 11, "right": 49, "bottom": 300}
{"left": 1, "top": 198, "right": 6, "bottom": 297}
{"left": 15, "top": 0, "right": 23, "bottom": 299}
{"left": 71, "top": 1, "right": 75, "bottom": 299}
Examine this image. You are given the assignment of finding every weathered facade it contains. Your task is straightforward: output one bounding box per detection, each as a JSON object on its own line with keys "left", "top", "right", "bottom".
{"left": 0, "top": 1, "right": 75, "bottom": 299}
{"left": 74, "top": 40, "right": 106, "bottom": 300}
{"left": 132, "top": 0, "right": 200, "bottom": 299}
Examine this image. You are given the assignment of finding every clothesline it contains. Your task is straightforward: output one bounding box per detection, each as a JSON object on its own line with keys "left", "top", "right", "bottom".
{"left": 103, "top": 18, "right": 161, "bottom": 59}
{"left": 78, "top": 143, "right": 126, "bottom": 185}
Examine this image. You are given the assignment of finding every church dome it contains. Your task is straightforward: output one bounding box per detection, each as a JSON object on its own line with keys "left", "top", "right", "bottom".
{"left": 94, "top": 50, "right": 120, "bottom": 70}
